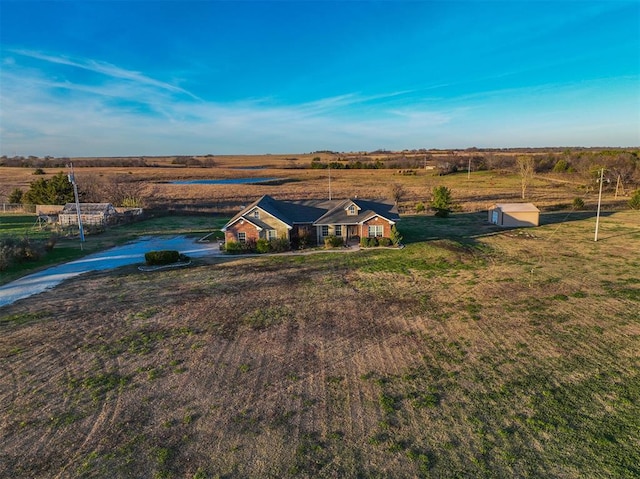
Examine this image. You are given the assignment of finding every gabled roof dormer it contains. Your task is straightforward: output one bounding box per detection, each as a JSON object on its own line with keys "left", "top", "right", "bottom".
{"left": 345, "top": 201, "right": 361, "bottom": 216}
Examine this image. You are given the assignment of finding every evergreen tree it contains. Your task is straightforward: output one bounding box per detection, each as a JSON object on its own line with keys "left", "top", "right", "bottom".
{"left": 22, "top": 172, "right": 74, "bottom": 205}
{"left": 390, "top": 225, "right": 403, "bottom": 246}
{"left": 430, "top": 186, "right": 453, "bottom": 218}
{"left": 8, "top": 188, "right": 23, "bottom": 204}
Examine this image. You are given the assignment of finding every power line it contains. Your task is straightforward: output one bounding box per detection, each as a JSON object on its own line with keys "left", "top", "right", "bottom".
{"left": 594, "top": 168, "right": 604, "bottom": 242}
{"left": 67, "top": 162, "right": 85, "bottom": 248}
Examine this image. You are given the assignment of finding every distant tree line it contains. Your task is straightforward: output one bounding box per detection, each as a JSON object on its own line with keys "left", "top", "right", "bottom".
{"left": 310, "top": 156, "right": 427, "bottom": 170}
{"left": 309, "top": 149, "right": 640, "bottom": 187}
{"left": 0, "top": 156, "right": 149, "bottom": 168}
{"left": 170, "top": 156, "right": 216, "bottom": 167}
{"left": 0, "top": 155, "right": 216, "bottom": 168}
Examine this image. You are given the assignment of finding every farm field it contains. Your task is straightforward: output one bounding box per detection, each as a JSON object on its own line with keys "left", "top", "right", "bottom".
{"left": 1, "top": 210, "right": 638, "bottom": 478}
{"left": 2, "top": 151, "right": 634, "bottom": 215}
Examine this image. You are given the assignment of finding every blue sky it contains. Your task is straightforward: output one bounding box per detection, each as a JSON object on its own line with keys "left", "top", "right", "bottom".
{"left": 1, "top": 0, "right": 638, "bottom": 156}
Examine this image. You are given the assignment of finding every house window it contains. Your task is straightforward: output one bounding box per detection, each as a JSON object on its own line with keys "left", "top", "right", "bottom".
{"left": 253, "top": 210, "right": 260, "bottom": 219}
{"left": 267, "top": 229, "right": 277, "bottom": 240}
{"left": 335, "top": 225, "right": 342, "bottom": 236}
{"left": 321, "top": 225, "right": 329, "bottom": 237}
{"left": 238, "top": 232, "right": 246, "bottom": 243}
{"left": 347, "top": 205, "right": 357, "bottom": 215}
{"left": 368, "top": 225, "right": 383, "bottom": 237}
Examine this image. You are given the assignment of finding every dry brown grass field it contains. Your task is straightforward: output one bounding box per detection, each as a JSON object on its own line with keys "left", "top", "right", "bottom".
{"left": 1, "top": 209, "right": 639, "bottom": 478}
{"left": 1, "top": 151, "right": 632, "bottom": 214}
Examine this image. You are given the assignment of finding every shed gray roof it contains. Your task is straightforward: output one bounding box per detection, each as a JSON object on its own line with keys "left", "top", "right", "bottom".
{"left": 61, "top": 203, "right": 116, "bottom": 214}
{"left": 494, "top": 203, "right": 539, "bottom": 212}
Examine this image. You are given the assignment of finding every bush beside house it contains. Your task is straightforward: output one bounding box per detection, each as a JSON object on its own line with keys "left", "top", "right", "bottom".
{"left": 360, "top": 236, "right": 392, "bottom": 247}
{"left": 324, "top": 235, "right": 344, "bottom": 248}
{"left": 225, "top": 238, "right": 290, "bottom": 254}
{"left": 144, "top": 250, "right": 186, "bottom": 266}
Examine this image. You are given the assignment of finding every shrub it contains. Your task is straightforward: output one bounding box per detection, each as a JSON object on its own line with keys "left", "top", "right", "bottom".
{"left": 378, "top": 237, "right": 392, "bottom": 247}
{"left": 415, "top": 201, "right": 425, "bottom": 213}
{"left": 33, "top": 168, "right": 46, "bottom": 175}
{"left": 629, "top": 190, "right": 640, "bottom": 210}
{"left": 270, "top": 237, "right": 291, "bottom": 253}
{"left": 360, "top": 237, "right": 378, "bottom": 247}
{"left": 145, "top": 250, "right": 180, "bottom": 265}
{"left": 256, "top": 238, "right": 272, "bottom": 254}
{"left": 225, "top": 241, "right": 244, "bottom": 254}
{"left": 552, "top": 159, "right": 569, "bottom": 173}
{"left": 572, "top": 197, "right": 585, "bottom": 209}
{"left": 0, "top": 237, "right": 44, "bottom": 271}
{"left": 324, "top": 235, "right": 344, "bottom": 248}
{"left": 243, "top": 238, "right": 257, "bottom": 253}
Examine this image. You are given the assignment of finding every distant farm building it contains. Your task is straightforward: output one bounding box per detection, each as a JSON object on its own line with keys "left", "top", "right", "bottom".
{"left": 488, "top": 203, "right": 540, "bottom": 227}
{"left": 59, "top": 203, "right": 119, "bottom": 227}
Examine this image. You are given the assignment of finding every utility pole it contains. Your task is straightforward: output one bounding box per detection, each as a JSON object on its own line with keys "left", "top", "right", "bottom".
{"left": 614, "top": 174, "right": 624, "bottom": 198}
{"left": 467, "top": 156, "right": 471, "bottom": 180}
{"left": 68, "top": 163, "right": 85, "bottom": 248}
{"left": 328, "top": 162, "right": 332, "bottom": 200}
{"left": 594, "top": 167, "right": 604, "bottom": 242}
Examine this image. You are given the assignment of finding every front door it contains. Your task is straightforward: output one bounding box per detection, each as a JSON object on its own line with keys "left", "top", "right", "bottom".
{"left": 347, "top": 225, "right": 359, "bottom": 244}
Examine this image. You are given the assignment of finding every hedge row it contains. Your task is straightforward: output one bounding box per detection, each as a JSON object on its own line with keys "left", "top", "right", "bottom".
{"left": 360, "top": 236, "right": 393, "bottom": 247}
{"left": 225, "top": 238, "right": 291, "bottom": 255}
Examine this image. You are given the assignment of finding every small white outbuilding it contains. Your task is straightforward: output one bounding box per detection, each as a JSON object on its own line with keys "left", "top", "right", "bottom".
{"left": 488, "top": 203, "right": 540, "bottom": 227}
{"left": 59, "top": 203, "right": 118, "bottom": 227}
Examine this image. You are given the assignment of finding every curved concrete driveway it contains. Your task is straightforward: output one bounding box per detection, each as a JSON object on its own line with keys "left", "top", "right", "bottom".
{"left": 0, "top": 236, "right": 222, "bottom": 308}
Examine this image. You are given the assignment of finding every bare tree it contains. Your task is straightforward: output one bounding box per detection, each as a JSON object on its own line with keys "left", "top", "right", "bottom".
{"left": 78, "top": 174, "right": 104, "bottom": 202}
{"left": 106, "top": 176, "right": 146, "bottom": 207}
{"left": 390, "top": 183, "right": 406, "bottom": 205}
{"left": 79, "top": 174, "right": 145, "bottom": 207}
{"left": 516, "top": 155, "right": 535, "bottom": 199}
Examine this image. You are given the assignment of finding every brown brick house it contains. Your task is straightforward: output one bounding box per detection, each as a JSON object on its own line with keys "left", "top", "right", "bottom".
{"left": 223, "top": 195, "right": 400, "bottom": 246}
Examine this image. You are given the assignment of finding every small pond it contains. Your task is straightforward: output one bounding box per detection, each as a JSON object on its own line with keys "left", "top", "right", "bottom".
{"left": 169, "top": 177, "right": 278, "bottom": 185}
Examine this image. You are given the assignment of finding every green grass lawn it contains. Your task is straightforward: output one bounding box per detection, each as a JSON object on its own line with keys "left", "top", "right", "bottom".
{"left": 0, "top": 215, "right": 54, "bottom": 240}
{"left": 0, "top": 213, "right": 229, "bottom": 285}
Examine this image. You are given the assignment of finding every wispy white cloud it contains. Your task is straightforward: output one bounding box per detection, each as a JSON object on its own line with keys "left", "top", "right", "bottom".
{"left": 9, "top": 49, "right": 200, "bottom": 100}
{"left": 1, "top": 49, "right": 638, "bottom": 156}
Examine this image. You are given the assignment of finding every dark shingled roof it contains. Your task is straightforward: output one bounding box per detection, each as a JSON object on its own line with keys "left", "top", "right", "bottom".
{"left": 223, "top": 195, "right": 399, "bottom": 230}
{"left": 314, "top": 198, "right": 399, "bottom": 225}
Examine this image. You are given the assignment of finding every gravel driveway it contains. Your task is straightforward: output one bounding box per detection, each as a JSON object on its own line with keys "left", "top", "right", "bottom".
{"left": 0, "top": 236, "right": 222, "bottom": 308}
